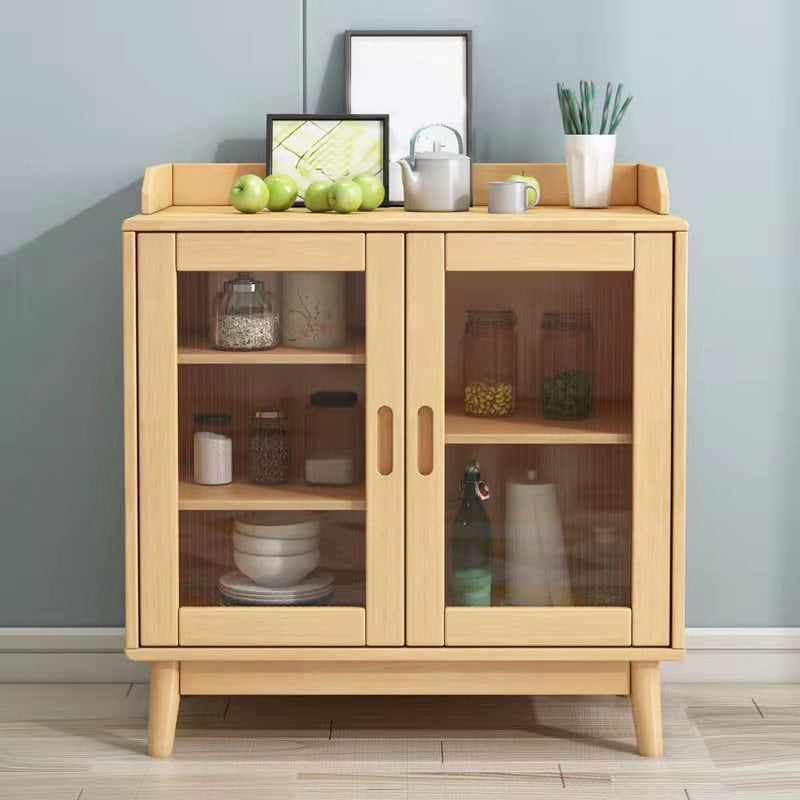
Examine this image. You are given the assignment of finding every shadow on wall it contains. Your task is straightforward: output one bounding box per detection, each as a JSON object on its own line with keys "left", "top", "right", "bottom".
{"left": 0, "top": 182, "right": 140, "bottom": 625}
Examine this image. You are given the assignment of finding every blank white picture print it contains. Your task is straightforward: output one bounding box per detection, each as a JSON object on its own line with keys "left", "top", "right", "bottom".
{"left": 348, "top": 32, "right": 470, "bottom": 203}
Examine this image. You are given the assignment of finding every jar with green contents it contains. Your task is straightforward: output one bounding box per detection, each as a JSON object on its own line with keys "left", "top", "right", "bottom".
{"left": 540, "top": 310, "right": 593, "bottom": 419}
{"left": 463, "top": 310, "right": 517, "bottom": 417}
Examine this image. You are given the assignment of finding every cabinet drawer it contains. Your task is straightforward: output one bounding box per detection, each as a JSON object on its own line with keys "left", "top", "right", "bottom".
{"left": 179, "top": 607, "right": 366, "bottom": 646}
{"left": 445, "top": 233, "right": 633, "bottom": 271}
{"left": 176, "top": 233, "right": 365, "bottom": 271}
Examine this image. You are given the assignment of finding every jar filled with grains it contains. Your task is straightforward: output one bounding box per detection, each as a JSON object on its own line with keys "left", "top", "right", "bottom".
{"left": 463, "top": 310, "right": 517, "bottom": 417}
{"left": 211, "top": 272, "right": 279, "bottom": 351}
{"left": 249, "top": 410, "right": 289, "bottom": 485}
{"left": 540, "top": 311, "right": 593, "bottom": 419}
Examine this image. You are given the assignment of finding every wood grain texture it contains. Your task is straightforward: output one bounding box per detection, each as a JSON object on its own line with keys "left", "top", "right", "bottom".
{"left": 127, "top": 645, "right": 683, "bottom": 662}
{"left": 122, "top": 232, "right": 139, "bottom": 650}
{"left": 672, "top": 231, "right": 688, "bottom": 649}
{"left": 630, "top": 661, "right": 664, "bottom": 757}
{"left": 137, "top": 234, "right": 179, "bottom": 646}
{"left": 445, "top": 607, "right": 632, "bottom": 646}
{"left": 405, "top": 234, "right": 446, "bottom": 646}
{"left": 124, "top": 205, "right": 688, "bottom": 233}
{"left": 632, "top": 233, "right": 673, "bottom": 646}
{"left": 179, "top": 607, "right": 366, "bottom": 646}
{"left": 141, "top": 164, "right": 173, "bottom": 214}
{"left": 4, "top": 682, "right": 795, "bottom": 794}
{"left": 445, "top": 233, "right": 633, "bottom": 271}
{"left": 638, "top": 164, "right": 670, "bottom": 214}
{"left": 172, "top": 162, "right": 265, "bottom": 205}
{"left": 365, "top": 234, "right": 405, "bottom": 645}
{"left": 176, "top": 233, "right": 365, "bottom": 271}
{"left": 177, "top": 480, "right": 365, "bottom": 511}
{"left": 147, "top": 661, "right": 179, "bottom": 757}
{"left": 177, "top": 338, "right": 365, "bottom": 365}
{"left": 472, "top": 162, "right": 639, "bottom": 206}
{"left": 445, "top": 400, "right": 631, "bottom": 444}
{"left": 181, "top": 660, "right": 630, "bottom": 695}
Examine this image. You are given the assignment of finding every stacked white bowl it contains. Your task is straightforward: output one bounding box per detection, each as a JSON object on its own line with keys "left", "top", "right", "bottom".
{"left": 232, "top": 514, "right": 320, "bottom": 588}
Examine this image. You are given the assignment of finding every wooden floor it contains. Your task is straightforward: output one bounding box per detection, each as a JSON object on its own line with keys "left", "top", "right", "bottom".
{"left": 1, "top": 683, "right": 799, "bottom": 799}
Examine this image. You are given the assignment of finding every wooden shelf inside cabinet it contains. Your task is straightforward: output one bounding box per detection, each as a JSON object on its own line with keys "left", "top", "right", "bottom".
{"left": 178, "top": 480, "right": 366, "bottom": 511}
{"left": 177, "top": 338, "right": 366, "bottom": 365}
{"left": 445, "top": 400, "right": 632, "bottom": 445}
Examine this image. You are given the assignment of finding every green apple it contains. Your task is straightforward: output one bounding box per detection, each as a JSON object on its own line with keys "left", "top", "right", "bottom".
{"left": 352, "top": 174, "right": 385, "bottom": 210}
{"left": 327, "top": 180, "right": 363, "bottom": 214}
{"left": 264, "top": 174, "right": 298, "bottom": 211}
{"left": 304, "top": 180, "right": 332, "bottom": 212}
{"left": 506, "top": 174, "right": 541, "bottom": 207}
{"left": 230, "top": 174, "right": 268, "bottom": 213}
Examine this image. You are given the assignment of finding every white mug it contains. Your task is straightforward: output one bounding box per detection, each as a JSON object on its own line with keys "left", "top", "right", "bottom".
{"left": 487, "top": 181, "right": 537, "bottom": 214}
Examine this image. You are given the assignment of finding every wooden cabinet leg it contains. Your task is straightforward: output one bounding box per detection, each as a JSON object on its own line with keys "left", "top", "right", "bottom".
{"left": 630, "top": 661, "right": 663, "bottom": 757}
{"left": 148, "top": 661, "right": 180, "bottom": 757}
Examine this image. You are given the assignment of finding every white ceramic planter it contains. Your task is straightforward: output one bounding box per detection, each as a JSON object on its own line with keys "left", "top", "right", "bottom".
{"left": 564, "top": 134, "right": 617, "bottom": 208}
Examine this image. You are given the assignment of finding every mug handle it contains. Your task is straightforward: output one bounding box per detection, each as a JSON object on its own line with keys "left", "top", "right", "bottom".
{"left": 524, "top": 182, "right": 539, "bottom": 209}
{"left": 511, "top": 181, "right": 538, "bottom": 211}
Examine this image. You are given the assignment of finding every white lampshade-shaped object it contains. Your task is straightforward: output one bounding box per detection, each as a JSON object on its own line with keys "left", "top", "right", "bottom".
{"left": 505, "top": 470, "right": 573, "bottom": 606}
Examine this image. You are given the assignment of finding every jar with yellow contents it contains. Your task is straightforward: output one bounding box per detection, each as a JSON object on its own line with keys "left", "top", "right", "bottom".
{"left": 462, "top": 310, "right": 517, "bottom": 417}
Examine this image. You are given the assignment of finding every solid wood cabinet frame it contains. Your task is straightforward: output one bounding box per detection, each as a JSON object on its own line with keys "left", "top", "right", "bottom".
{"left": 124, "top": 163, "right": 687, "bottom": 759}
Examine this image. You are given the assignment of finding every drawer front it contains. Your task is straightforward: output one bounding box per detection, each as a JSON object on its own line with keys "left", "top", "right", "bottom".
{"left": 445, "top": 233, "right": 633, "bottom": 271}
{"left": 176, "top": 233, "right": 365, "bottom": 271}
{"left": 179, "top": 607, "right": 366, "bottom": 646}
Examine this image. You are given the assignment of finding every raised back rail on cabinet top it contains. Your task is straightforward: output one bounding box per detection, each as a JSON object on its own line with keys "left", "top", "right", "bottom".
{"left": 128, "top": 163, "right": 681, "bottom": 233}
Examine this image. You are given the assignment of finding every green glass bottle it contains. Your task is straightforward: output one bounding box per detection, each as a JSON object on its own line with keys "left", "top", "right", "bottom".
{"left": 452, "top": 461, "right": 492, "bottom": 606}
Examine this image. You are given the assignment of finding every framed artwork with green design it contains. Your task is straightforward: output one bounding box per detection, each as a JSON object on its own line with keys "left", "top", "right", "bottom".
{"left": 266, "top": 114, "right": 389, "bottom": 206}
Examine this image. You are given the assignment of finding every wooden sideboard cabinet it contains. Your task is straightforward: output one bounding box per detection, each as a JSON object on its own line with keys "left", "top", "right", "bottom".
{"left": 123, "top": 162, "right": 687, "bottom": 758}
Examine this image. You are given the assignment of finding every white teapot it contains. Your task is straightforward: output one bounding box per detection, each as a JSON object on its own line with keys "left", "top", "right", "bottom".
{"left": 397, "top": 124, "right": 471, "bottom": 212}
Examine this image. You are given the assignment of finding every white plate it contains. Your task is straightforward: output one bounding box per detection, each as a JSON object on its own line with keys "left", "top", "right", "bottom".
{"left": 219, "top": 570, "right": 334, "bottom": 602}
{"left": 233, "top": 513, "right": 321, "bottom": 540}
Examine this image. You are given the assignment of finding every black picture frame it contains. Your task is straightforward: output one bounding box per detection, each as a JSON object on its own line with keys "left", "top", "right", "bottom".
{"left": 345, "top": 30, "right": 472, "bottom": 205}
{"left": 266, "top": 113, "right": 390, "bottom": 207}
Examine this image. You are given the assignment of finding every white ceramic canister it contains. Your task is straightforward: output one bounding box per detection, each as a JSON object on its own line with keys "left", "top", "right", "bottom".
{"left": 563, "top": 134, "right": 617, "bottom": 208}
{"left": 282, "top": 272, "right": 346, "bottom": 349}
{"left": 193, "top": 431, "right": 232, "bottom": 485}
{"left": 505, "top": 470, "right": 573, "bottom": 606}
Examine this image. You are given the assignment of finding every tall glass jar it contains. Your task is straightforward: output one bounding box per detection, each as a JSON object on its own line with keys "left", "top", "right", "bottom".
{"left": 249, "top": 410, "right": 289, "bottom": 485}
{"left": 211, "top": 272, "right": 279, "bottom": 351}
{"left": 463, "top": 310, "right": 517, "bottom": 417}
{"left": 540, "top": 310, "right": 593, "bottom": 419}
{"left": 304, "top": 391, "right": 359, "bottom": 486}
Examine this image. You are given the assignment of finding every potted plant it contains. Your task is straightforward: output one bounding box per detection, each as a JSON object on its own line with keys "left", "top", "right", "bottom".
{"left": 557, "top": 82, "right": 633, "bottom": 208}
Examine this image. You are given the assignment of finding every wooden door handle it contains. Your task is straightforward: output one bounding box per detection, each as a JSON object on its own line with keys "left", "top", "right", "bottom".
{"left": 417, "top": 406, "right": 434, "bottom": 476}
{"left": 376, "top": 406, "right": 393, "bottom": 476}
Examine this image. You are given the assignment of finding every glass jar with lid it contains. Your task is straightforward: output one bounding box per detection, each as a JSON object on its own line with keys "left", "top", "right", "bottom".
{"left": 211, "top": 272, "right": 279, "bottom": 351}
{"left": 463, "top": 310, "right": 517, "bottom": 417}
{"left": 249, "top": 410, "right": 289, "bottom": 485}
{"left": 187, "top": 412, "right": 231, "bottom": 478}
{"left": 304, "top": 391, "right": 359, "bottom": 486}
{"left": 540, "top": 310, "right": 593, "bottom": 419}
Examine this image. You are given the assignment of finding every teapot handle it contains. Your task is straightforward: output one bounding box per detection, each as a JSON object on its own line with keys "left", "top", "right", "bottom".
{"left": 408, "top": 124, "right": 465, "bottom": 168}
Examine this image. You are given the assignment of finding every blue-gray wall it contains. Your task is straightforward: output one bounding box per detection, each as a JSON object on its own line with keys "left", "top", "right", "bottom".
{"left": 2, "top": 0, "right": 798, "bottom": 626}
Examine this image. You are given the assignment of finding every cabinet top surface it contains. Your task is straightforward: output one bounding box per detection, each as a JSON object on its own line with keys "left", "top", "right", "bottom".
{"left": 123, "top": 204, "right": 687, "bottom": 233}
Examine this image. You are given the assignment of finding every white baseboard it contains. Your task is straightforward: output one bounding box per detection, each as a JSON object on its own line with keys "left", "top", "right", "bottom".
{"left": 1, "top": 627, "right": 799, "bottom": 684}
{"left": 0, "top": 628, "right": 150, "bottom": 683}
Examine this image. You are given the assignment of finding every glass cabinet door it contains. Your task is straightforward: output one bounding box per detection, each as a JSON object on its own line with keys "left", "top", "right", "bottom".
{"left": 406, "top": 232, "right": 673, "bottom": 647}
{"left": 137, "top": 233, "right": 404, "bottom": 647}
